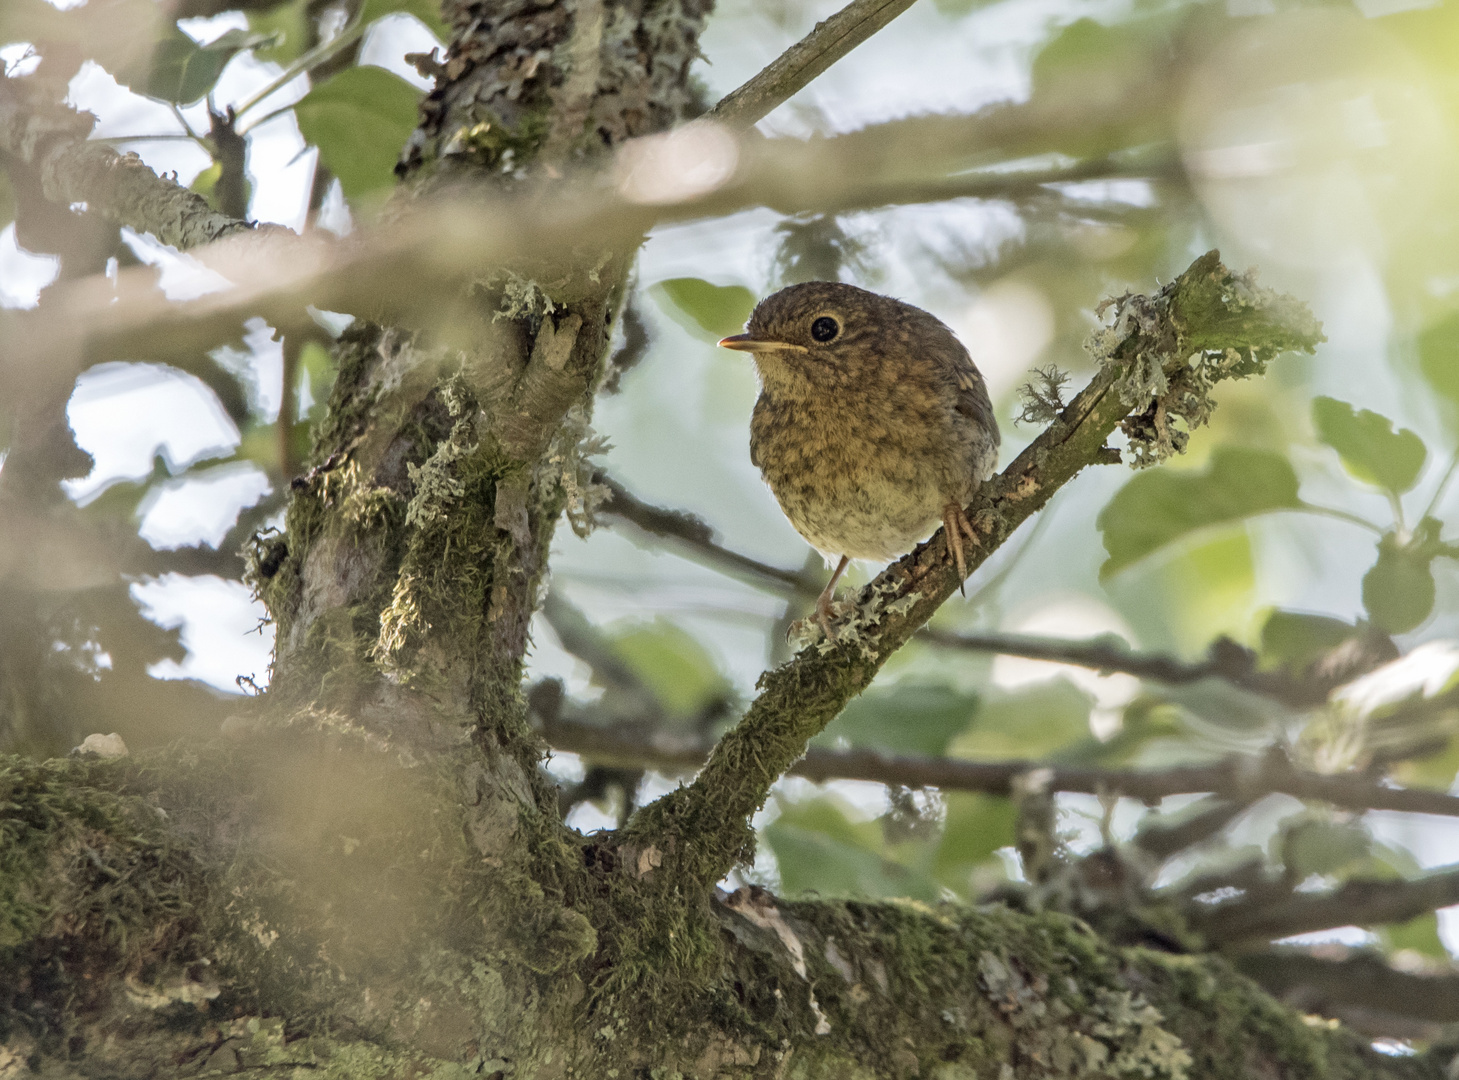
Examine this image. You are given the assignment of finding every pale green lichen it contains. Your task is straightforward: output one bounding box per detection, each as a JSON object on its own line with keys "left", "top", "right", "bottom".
{"left": 1017, "top": 364, "right": 1073, "bottom": 425}
{"left": 538, "top": 402, "right": 611, "bottom": 538}
{"left": 1089, "top": 256, "right": 1323, "bottom": 469}
{"left": 789, "top": 577, "right": 926, "bottom": 658}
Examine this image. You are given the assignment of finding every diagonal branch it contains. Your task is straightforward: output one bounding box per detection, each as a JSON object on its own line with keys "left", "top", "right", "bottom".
{"left": 704, "top": 0, "right": 921, "bottom": 129}
{"left": 620, "top": 252, "right": 1325, "bottom": 890}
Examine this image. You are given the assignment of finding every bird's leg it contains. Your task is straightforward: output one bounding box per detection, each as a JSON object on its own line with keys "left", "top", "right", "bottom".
{"left": 943, "top": 501, "right": 978, "bottom": 595}
{"left": 816, "top": 555, "right": 851, "bottom": 641}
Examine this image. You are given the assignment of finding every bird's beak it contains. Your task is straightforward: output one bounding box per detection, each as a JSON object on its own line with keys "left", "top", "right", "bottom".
{"left": 718, "top": 334, "right": 804, "bottom": 353}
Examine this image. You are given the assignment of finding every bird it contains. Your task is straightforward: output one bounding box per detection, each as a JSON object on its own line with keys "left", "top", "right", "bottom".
{"left": 719, "top": 281, "right": 1000, "bottom": 639}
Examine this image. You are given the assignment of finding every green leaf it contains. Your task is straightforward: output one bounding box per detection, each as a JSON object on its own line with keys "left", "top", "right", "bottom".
{"left": 765, "top": 797, "right": 938, "bottom": 901}
{"left": 1418, "top": 311, "right": 1459, "bottom": 414}
{"left": 932, "top": 793, "right": 1015, "bottom": 891}
{"left": 248, "top": 0, "right": 311, "bottom": 65}
{"left": 1363, "top": 533, "right": 1437, "bottom": 634}
{"left": 946, "top": 679, "right": 1094, "bottom": 762}
{"left": 1259, "top": 610, "right": 1360, "bottom": 672}
{"left": 606, "top": 619, "right": 730, "bottom": 719}
{"left": 294, "top": 66, "right": 422, "bottom": 200}
{"left": 119, "top": 27, "right": 276, "bottom": 104}
{"left": 1097, "top": 447, "right": 1302, "bottom": 578}
{"left": 360, "top": 0, "right": 448, "bottom": 41}
{"left": 298, "top": 339, "right": 337, "bottom": 422}
{"left": 1312, "top": 396, "right": 1426, "bottom": 494}
{"left": 1279, "top": 817, "right": 1371, "bottom": 880}
{"left": 649, "top": 279, "right": 757, "bottom": 342}
{"left": 1382, "top": 913, "right": 1448, "bottom": 960}
{"left": 814, "top": 683, "right": 977, "bottom": 758}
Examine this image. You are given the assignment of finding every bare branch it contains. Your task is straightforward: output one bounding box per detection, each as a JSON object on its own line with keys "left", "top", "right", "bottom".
{"left": 1239, "top": 949, "right": 1459, "bottom": 1035}
{"left": 593, "top": 476, "right": 1395, "bottom": 713}
{"left": 2, "top": 117, "right": 1171, "bottom": 416}
{"left": 595, "top": 472, "right": 820, "bottom": 597}
{"left": 704, "top": 0, "right": 921, "bottom": 129}
{"left": 1198, "top": 866, "right": 1459, "bottom": 945}
{"left": 921, "top": 628, "right": 1335, "bottom": 707}
{"left": 542, "top": 711, "right": 1459, "bottom": 819}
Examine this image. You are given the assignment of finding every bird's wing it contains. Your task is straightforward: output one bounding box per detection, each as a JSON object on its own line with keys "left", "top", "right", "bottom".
{"left": 929, "top": 327, "right": 1001, "bottom": 479}
{"left": 947, "top": 344, "right": 999, "bottom": 444}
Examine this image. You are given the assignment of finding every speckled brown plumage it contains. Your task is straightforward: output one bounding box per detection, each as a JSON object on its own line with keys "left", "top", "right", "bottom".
{"left": 721, "top": 281, "right": 1000, "bottom": 635}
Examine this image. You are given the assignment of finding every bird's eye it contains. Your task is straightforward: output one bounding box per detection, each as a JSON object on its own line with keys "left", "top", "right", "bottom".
{"left": 810, "top": 316, "right": 840, "bottom": 343}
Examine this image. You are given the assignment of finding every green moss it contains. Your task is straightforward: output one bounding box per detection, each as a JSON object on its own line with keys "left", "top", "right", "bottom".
{"left": 0, "top": 755, "right": 206, "bottom": 1051}
{"left": 375, "top": 380, "right": 509, "bottom": 688}
{"left": 446, "top": 109, "right": 550, "bottom": 173}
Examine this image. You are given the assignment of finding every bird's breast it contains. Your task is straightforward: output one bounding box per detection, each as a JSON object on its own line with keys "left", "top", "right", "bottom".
{"left": 749, "top": 389, "right": 985, "bottom": 561}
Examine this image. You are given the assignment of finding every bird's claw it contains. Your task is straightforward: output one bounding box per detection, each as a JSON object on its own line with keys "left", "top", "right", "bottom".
{"left": 943, "top": 502, "right": 979, "bottom": 595}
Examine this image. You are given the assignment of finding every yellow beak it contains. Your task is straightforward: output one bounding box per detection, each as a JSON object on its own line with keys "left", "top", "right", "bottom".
{"left": 718, "top": 334, "right": 804, "bottom": 353}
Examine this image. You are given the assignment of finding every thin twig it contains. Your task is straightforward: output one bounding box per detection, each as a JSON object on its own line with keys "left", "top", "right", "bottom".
{"left": 593, "top": 475, "right": 1370, "bottom": 707}
{"left": 595, "top": 473, "right": 821, "bottom": 597}
{"left": 1422, "top": 446, "right": 1459, "bottom": 523}
{"left": 232, "top": 16, "right": 369, "bottom": 126}
{"left": 920, "top": 628, "right": 1338, "bottom": 707}
{"left": 704, "top": 0, "right": 921, "bottom": 129}
{"left": 1296, "top": 501, "right": 1385, "bottom": 535}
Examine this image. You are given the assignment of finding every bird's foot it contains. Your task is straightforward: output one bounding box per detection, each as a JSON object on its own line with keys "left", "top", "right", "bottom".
{"left": 943, "top": 502, "right": 980, "bottom": 595}
{"left": 811, "top": 554, "right": 851, "bottom": 642}
{"left": 815, "top": 588, "right": 838, "bottom": 642}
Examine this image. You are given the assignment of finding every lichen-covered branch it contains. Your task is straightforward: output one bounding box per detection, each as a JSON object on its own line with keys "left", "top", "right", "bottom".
{"left": 4, "top": 747, "right": 1441, "bottom": 1079}
{"left": 0, "top": 72, "right": 257, "bottom": 249}
{"left": 624, "top": 251, "right": 1325, "bottom": 891}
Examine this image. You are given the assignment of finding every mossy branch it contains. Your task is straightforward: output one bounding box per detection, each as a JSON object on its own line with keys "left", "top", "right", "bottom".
{"left": 623, "top": 251, "right": 1325, "bottom": 891}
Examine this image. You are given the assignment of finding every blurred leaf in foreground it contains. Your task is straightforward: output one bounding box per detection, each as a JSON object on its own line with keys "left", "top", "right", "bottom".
{"left": 816, "top": 683, "right": 977, "bottom": 757}
{"left": 1312, "top": 396, "right": 1426, "bottom": 495}
{"left": 1097, "top": 447, "right": 1301, "bottom": 579}
{"left": 649, "top": 278, "right": 756, "bottom": 341}
{"left": 295, "top": 66, "right": 423, "bottom": 201}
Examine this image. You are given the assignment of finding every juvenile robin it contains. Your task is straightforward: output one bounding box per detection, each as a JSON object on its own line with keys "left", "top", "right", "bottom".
{"left": 720, "top": 281, "right": 1000, "bottom": 639}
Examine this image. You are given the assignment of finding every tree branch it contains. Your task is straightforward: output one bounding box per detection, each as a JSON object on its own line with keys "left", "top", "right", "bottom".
{"left": 1198, "top": 866, "right": 1459, "bottom": 945}
{"left": 593, "top": 473, "right": 1398, "bottom": 715}
{"left": 704, "top": 0, "right": 921, "bottom": 129}
{"left": 1238, "top": 949, "right": 1459, "bottom": 1032}
{"left": 620, "top": 252, "right": 1323, "bottom": 890}
{"left": 921, "top": 628, "right": 1334, "bottom": 707}
{"left": 544, "top": 713, "right": 1459, "bottom": 819}
{"left": 595, "top": 471, "right": 821, "bottom": 596}
{"left": 5, "top": 117, "right": 1171, "bottom": 413}
{"left": 0, "top": 74, "right": 259, "bottom": 250}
